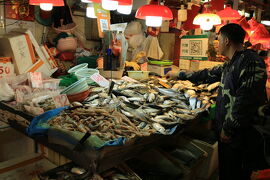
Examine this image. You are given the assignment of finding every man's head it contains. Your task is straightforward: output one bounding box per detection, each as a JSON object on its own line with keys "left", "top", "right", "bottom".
{"left": 218, "top": 23, "right": 246, "bottom": 56}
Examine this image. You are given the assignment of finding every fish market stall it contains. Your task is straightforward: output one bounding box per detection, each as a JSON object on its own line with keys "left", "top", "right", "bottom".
{"left": 0, "top": 73, "right": 219, "bottom": 173}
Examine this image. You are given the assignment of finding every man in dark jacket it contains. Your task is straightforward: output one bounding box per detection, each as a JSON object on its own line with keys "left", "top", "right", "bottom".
{"left": 167, "top": 23, "right": 268, "bottom": 179}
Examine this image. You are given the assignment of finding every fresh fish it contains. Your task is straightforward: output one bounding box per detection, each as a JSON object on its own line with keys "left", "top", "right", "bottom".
{"left": 85, "top": 94, "right": 99, "bottom": 101}
{"left": 148, "top": 93, "right": 156, "bottom": 103}
{"left": 120, "top": 109, "right": 134, "bottom": 117}
{"left": 152, "top": 123, "right": 166, "bottom": 134}
{"left": 174, "top": 108, "right": 193, "bottom": 115}
{"left": 90, "top": 99, "right": 100, "bottom": 107}
{"left": 207, "top": 82, "right": 220, "bottom": 91}
{"left": 99, "top": 92, "right": 109, "bottom": 99}
{"left": 176, "top": 114, "right": 196, "bottom": 121}
{"left": 101, "top": 98, "right": 111, "bottom": 106}
{"left": 163, "top": 100, "right": 175, "bottom": 105}
{"left": 118, "top": 96, "right": 130, "bottom": 102}
{"left": 128, "top": 97, "right": 145, "bottom": 102}
{"left": 189, "top": 97, "right": 197, "bottom": 110}
{"left": 91, "top": 87, "right": 105, "bottom": 93}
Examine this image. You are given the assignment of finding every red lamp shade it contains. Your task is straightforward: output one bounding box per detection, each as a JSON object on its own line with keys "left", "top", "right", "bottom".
{"left": 89, "top": 0, "right": 102, "bottom": 3}
{"left": 217, "top": 5, "right": 241, "bottom": 20}
{"left": 117, "top": 0, "right": 132, "bottom": 5}
{"left": 29, "top": 0, "right": 64, "bottom": 6}
{"left": 135, "top": 4, "right": 173, "bottom": 20}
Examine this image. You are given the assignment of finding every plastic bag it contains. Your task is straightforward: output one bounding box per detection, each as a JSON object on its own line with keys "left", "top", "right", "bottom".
{"left": 0, "top": 80, "right": 14, "bottom": 101}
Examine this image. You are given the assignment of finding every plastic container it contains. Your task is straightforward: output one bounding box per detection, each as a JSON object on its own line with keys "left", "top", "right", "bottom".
{"left": 67, "top": 88, "right": 91, "bottom": 102}
{"left": 99, "top": 69, "right": 124, "bottom": 79}
{"left": 42, "top": 79, "right": 61, "bottom": 90}
{"left": 75, "top": 68, "right": 99, "bottom": 85}
{"left": 61, "top": 78, "right": 89, "bottom": 95}
{"left": 127, "top": 71, "right": 150, "bottom": 80}
{"left": 68, "top": 63, "right": 88, "bottom": 74}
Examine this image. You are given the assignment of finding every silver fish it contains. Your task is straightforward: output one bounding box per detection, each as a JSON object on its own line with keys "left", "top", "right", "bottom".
{"left": 152, "top": 123, "right": 166, "bottom": 134}
{"left": 120, "top": 109, "right": 134, "bottom": 117}
{"left": 85, "top": 94, "right": 99, "bottom": 101}
{"left": 148, "top": 93, "right": 155, "bottom": 103}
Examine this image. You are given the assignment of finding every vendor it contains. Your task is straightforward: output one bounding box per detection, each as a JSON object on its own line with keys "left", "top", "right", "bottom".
{"left": 166, "top": 23, "right": 268, "bottom": 180}
{"left": 124, "top": 21, "right": 148, "bottom": 71}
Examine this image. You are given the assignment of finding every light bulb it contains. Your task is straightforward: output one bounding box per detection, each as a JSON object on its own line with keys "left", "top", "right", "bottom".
{"left": 245, "top": 12, "right": 250, "bottom": 17}
{"left": 102, "top": 0, "right": 118, "bottom": 11}
{"left": 117, "top": 5, "right": 132, "bottom": 15}
{"left": 86, "top": 3, "right": 97, "bottom": 18}
{"left": 146, "top": 16, "right": 162, "bottom": 27}
{"left": 40, "top": 3, "right": 53, "bottom": 11}
{"left": 81, "top": 0, "right": 90, "bottom": 3}
{"left": 200, "top": 23, "right": 213, "bottom": 30}
{"left": 261, "top": 20, "right": 270, "bottom": 26}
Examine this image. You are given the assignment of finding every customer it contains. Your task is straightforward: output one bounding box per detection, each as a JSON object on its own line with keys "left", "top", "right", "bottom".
{"left": 166, "top": 23, "right": 268, "bottom": 180}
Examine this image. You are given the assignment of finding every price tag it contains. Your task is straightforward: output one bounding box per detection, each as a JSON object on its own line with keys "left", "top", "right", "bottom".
{"left": 0, "top": 57, "right": 15, "bottom": 78}
{"left": 159, "top": 80, "right": 172, "bottom": 89}
{"left": 90, "top": 73, "right": 110, "bottom": 87}
{"left": 28, "top": 72, "right": 43, "bottom": 88}
{"left": 53, "top": 94, "right": 70, "bottom": 108}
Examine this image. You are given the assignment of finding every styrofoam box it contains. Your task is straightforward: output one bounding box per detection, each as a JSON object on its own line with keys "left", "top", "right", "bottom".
{"left": 148, "top": 64, "right": 172, "bottom": 76}
{"left": 179, "top": 59, "right": 191, "bottom": 70}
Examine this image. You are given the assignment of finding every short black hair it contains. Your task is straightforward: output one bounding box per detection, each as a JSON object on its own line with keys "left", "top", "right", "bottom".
{"left": 219, "top": 23, "right": 246, "bottom": 45}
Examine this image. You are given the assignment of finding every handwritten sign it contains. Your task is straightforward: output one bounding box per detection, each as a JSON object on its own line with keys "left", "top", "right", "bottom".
{"left": 0, "top": 57, "right": 15, "bottom": 78}
{"left": 90, "top": 73, "right": 110, "bottom": 87}
{"left": 28, "top": 72, "right": 43, "bottom": 88}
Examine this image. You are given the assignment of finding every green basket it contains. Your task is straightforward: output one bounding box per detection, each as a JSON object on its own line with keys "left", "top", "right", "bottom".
{"left": 149, "top": 60, "right": 173, "bottom": 66}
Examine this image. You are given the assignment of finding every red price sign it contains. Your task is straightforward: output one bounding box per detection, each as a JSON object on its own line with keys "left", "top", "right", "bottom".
{"left": 90, "top": 73, "right": 109, "bottom": 87}
{"left": 0, "top": 66, "right": 11, "bottom": 75}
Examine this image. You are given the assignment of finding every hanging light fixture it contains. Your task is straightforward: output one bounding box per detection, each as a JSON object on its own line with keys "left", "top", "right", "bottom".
{"left": 86, "top": 3, "right": 97, "bottom": 18}
{"left": 193, "top": 3, "right": 221, "bottom": 30}
{"left": 261, "top": 20, "right": 270, "bottom": 26}
{"left": 217, "top": 4, "right": 241, "bottom": 21}
{"left": 81, "top": 0, "right": 101, "bottom": 3}
{"left": 135, "top": 0, "right": 173, "bottom": 27}
{"left": 117, "top": 0, "right": 133, "bottom": 15}
{"left": 102, "top": 0, "right": 118, "bottom": 11}
{"left": 29, "top": 0, "right": 64, "bottom": 11}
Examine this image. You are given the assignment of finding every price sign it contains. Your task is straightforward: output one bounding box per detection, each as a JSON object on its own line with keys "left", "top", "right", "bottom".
{"left": 53, "top": 94, "right": 70, "bottom": 108}
{"left": 0, "top": 57, "right": 15, "bottom": 78}
{"left": 90, "top": 73, "right": 110, "bottom": 87}
{"left": 28, "top": 72, "right": 43, "bottom": 88}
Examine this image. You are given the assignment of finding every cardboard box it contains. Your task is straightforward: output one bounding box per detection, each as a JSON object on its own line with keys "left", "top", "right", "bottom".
{"left": 11, "top": 29, "right": 58, "bottom": 77}
{"left": 179, "top": 59, "right": 191, "bottom": 70}
{"left": 0, "top": 34, "right": 35, "bottom": 74}
{"left": 148, "top": 64, "right": 172, "bottom": 76}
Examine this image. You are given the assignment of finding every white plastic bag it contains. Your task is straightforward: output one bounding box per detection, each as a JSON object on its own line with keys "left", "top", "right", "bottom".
{"left": 0, "top": 80, "right": 15, "bottom": 101}
{"left": 143, "top": 36, "right": 164, "bottom": 60}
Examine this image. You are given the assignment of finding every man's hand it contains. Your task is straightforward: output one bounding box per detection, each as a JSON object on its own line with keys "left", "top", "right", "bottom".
{"left": 220, "top": 129, "right": 231, "bottom": 143}
{"left": 125, "top": 61, "right": 140, "bottom": 71}
{"left": 165, "top": 71, "right": 180, "bottom": 80}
